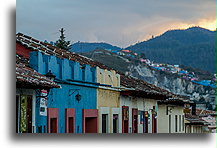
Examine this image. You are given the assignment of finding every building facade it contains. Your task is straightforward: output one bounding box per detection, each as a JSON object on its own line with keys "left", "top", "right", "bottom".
{"left": 96, "top": 68, "right": 121, "bottom": 133}
{"left": 157, "top": 99, "right": 185, "bottom": 133}
{"left": 30, "top": 51, "right": 99, "bottom": 133}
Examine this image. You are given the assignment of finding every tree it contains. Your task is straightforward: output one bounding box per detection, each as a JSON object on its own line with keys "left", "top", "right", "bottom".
{"left": 55, "top": 28, "right": 71, "bottom": 51}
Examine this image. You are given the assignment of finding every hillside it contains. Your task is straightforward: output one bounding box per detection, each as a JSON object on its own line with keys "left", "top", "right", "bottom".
{"left": 81, "top": 49, "right": 130, "bottom": 72}
{"left": 126, "top": 27, "right": 216, "bottom": 73}
{"left": 81, "top": 49, "right": 216, "bottom": 110}
{"left": 70, "top": 42, "right": 122, "bottom": 53}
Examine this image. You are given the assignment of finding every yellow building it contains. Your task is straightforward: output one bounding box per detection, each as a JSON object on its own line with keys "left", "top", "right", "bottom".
{"left": 96, "top": 67, "right": 121, "bottom": 133}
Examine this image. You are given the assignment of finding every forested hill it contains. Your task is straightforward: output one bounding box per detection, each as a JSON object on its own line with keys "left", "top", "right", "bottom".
{"left": 126, "top": 27, "right": 216, "bottom": 73}
{"left": 70, "top": 42, "right": 122, "bottom": 53}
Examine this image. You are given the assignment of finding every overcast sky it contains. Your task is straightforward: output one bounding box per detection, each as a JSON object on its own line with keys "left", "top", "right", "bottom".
{"left": 16, "top": 0, "right": 216, "bottom": 47}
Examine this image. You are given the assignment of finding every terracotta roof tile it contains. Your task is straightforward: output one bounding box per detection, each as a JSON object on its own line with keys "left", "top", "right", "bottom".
{"left": 16, "top": 33, "right": 176, "bottom": 97}
{"left": 16, "top": 60, "right": 60, "bottom": 89}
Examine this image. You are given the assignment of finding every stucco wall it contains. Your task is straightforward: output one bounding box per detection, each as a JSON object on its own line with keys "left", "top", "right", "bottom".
{"left": 157, "top": 105, "right": 185, "bottom": 133}
{"left": 96, "top": 67, "right": 120, "bottom": 87}
{"left": 30, "top": 51, "right": 96, "bottom": 82}
{"left": 120, "top": 96, "right": 158, "bottom": 133}
{"left": 97, "top": 88, "right": 120, "bottom": 133}
{"left": 29, "top": 51, "right": 98, "bottom": 133}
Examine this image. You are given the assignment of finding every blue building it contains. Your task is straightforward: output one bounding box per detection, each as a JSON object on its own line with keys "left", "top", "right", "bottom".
{"left": 30, "top": 51, "right": 99, "bottom": 133}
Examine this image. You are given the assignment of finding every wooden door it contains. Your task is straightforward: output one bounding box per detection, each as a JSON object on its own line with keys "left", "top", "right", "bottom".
{"left": 122, "top": 106, "right": 129, "bottom": 133}
{"left": 152, "top": 112, "right": 157, "bottom": 133}
{"left": 132, "top": 108, "right": 138, "bottom": 133}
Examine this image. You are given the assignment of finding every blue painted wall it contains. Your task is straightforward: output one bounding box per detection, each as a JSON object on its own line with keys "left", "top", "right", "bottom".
{"left": 30, "top": 51, "right": 98, "bottom": 133}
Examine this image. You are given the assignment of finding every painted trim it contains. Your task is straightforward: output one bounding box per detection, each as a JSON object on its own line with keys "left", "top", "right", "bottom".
{"left": 47, "top": 108, "right": 58, "bottom": 133}
{"left": 65, "top": 108, "right": 75, "bottom": 133}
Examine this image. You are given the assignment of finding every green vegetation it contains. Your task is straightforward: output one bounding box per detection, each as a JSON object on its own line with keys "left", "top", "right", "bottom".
{"left": 55, "top": 28, "right": 71, "bottom": 51}
{"left": 126, "top": 27, "right": 216, "bottom": 73}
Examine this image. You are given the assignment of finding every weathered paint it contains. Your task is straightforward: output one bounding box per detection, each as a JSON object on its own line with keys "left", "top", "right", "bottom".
{"left": 96, "top": 67, "right": 120, "bottom": 87}
{"left": 30, "top": 51, "right": 98, "bottom": 133}
{"left": 96, "top": 67, "right": 121, "bottom": 133}
{"left": 16, "top": 42, "right": 32, "bottom": 58}
{"left": 157, "top": 105, "right": 185, "bottom": 133}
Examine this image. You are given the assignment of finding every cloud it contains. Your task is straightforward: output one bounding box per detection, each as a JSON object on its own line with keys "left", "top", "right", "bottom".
{"left": 16, "top": 0, "right": 215, "bottom": 47}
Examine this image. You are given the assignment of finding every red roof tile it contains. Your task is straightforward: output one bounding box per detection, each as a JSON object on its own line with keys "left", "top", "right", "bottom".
{"left": 16, "top": 60, "right": 60, "bottom": 89}
{"left": 16, "top": 33, "right": 177, "bottom": 97}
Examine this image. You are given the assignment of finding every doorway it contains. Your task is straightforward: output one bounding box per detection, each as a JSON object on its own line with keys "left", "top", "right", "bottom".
{"left": 132, "top": 108, "right": 138, "bottom": 133}
{"left": 85, "top": 117, "right": 97, "bottom": 133}
{"left": 65, "top": 108, "right": 75, "bottom": 133}
{"left": 122, "top": 106, "right": 129, "bottom": 133}
{"left": 144, "top": 111, "right": 148, "bottom": 133}
{"left": 102, "top": 114, "right": 108, "bottom": 133}
{"left": 113, "top": 114, "right": 118, "bottom": 133}
{"left": 82, "top": 109, "right": 98, "bottom": 133}
{"left": 47, "top": 108, "right": 58, "bottom": 133}
{"left": 18, "top": 95, "right": 33, "bottom": 133}
{"left": 50, "top": 118, "right": 58, "bottom": 133}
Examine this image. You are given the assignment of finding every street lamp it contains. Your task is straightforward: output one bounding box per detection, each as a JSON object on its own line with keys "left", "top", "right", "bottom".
{"left": 69, "top": 89, "right": 82, "bottom": 102}
{"left": 45, "top": 70, "right": 56, "bottom": 81}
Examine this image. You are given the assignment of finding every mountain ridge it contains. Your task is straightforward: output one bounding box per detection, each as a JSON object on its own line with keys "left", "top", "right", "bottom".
{"left": 70, "top": 27, "right": 216, "bottom": 73}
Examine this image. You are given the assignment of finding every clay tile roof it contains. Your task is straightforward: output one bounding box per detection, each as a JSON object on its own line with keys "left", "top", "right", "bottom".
{"left": 158, "top": 98, "right": 187, "bottom": 105}
{"left": 16, "top": 61, "right": 60, "bottom": 89}
{"left": 16, "top": 54, "right": 29, "bottom": 65}
{"left": 16, "top": 33, "right": 113, "bottom": 70}
{"left": 16, "top": 33, "right": 176, "bottom": 97}
{"left": 120, "top": 74, "right": 174, "bottom": 97}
